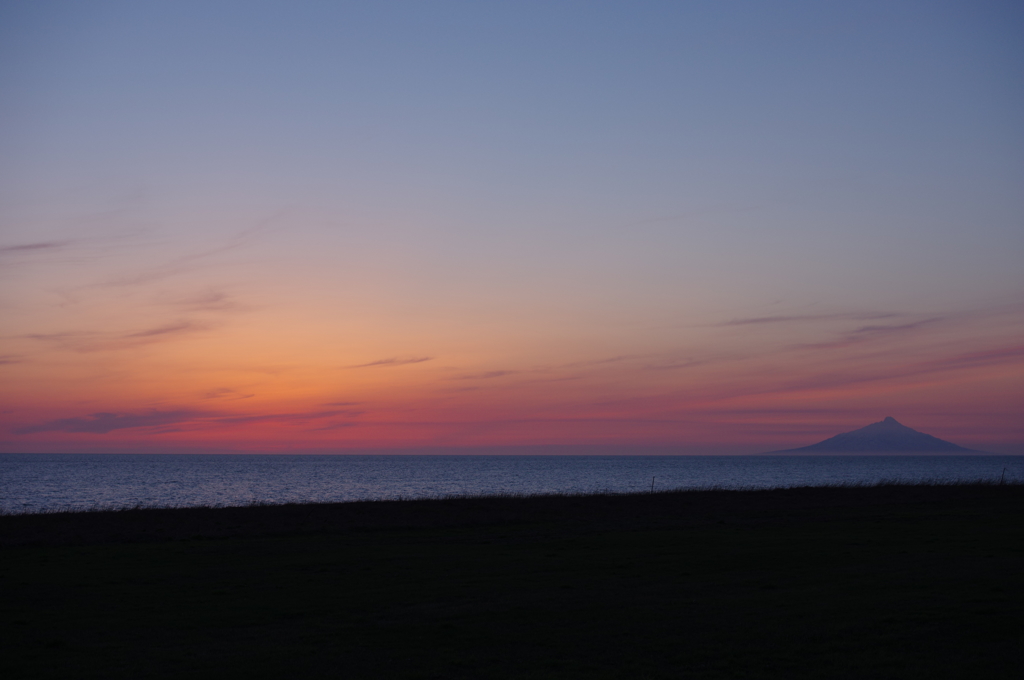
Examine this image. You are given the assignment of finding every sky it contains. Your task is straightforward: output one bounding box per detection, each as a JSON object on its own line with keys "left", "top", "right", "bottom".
{"left": 1, "top": 0, "right": 1022, "bottom": 454}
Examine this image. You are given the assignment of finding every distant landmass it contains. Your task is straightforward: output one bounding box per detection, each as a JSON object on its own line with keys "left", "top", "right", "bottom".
{"left": 769, "top": 417, "right": 984, "bottom": 454}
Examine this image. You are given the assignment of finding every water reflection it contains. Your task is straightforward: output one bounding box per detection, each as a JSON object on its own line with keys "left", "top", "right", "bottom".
{"left": 1, "top": 453, "right": 1020, "bottom": 513}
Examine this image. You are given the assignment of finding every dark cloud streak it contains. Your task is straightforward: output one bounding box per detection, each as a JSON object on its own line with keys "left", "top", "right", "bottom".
{"left": 351, "top": 357, "right": 432, "bottom": 368}
{"left": 644, "top": 359, "right": 703, "bottom": 371}
{"left": 718, "top": 312, "right": 902, "bottom": 326}
{"left": 796, "top": 317, "right": 944, "bottom": 350}
{"left": 849, "top": 318, "right": 942, "bottom": 335}
{"left": 124, "top": 321, "right": 207, "bottom": 338}
{"left": 173, "top": 289, "right": 246, "bottom": 313}
{"left": 14, "top": 407, "right": 364, "bottom": 435}
{"left": 456, "top": 370, "right": 517, "bottom": 380}
{"left": 0, "top": 241, "right": 69, "bottom": 254}
{"left": 14, "top": 410, "right": 208, "bottom": 434}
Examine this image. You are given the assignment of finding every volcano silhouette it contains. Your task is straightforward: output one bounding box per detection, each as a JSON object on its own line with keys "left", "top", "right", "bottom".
{"left": 770, "top": 417, "right": 983, "bottom": 453}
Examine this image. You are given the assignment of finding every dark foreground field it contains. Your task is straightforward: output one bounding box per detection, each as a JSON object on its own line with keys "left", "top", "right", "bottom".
{"left": 1, "top": 483, "right": 1022, "bottom": 679}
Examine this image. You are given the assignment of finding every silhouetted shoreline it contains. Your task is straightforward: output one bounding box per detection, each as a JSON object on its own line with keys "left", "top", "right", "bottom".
{"left": 2, "top": 480, "right": 1019, "bottom": 548}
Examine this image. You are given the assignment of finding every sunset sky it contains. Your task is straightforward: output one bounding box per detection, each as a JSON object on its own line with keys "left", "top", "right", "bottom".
{"left": 1, "top": 1, "right": 1021, "bottom": 454}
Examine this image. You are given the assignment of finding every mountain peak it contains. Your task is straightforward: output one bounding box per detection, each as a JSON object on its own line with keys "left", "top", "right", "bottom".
{"left": 768, "top": 417, "right": 982, "bottom": 454}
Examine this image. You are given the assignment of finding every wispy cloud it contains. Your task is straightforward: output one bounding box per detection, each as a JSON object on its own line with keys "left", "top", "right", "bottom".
{"left": 95, "top": 220, "right": 277, "bottom": 288}
{"left": 717, "top": 312, "right": 902, "bottom": 326}
{"left": 526, "top": 375, "right": 583, "bottom": 383}
{"left": 0, "top": 355, "right": 23, "bottom": 365}
{"left": 14, "top": 410, "right": 208, "bottom": 434}
{"left": 849, "top": 318, "right": 942, "bottom": 335}
{"left": 312, "top": 421, "right": 360, "bottom": 431}
{"left": 644, "top": 359, "right": 703, "bottom": 371}
{"left": 0, "top": 240, "right": 79, "bottom": 270}
{"left": 561, "top": 355, "right": 633, "bottom": 368}
{"left": 26, "top": 331, "right": 95, "bottom": 347}
{"left": 170, "top": 289, "right": 247, "bottom": 313}
{"left": 27, "top": 320, "right": 210, "bottom": 352}
{"left": 209, "top": 409, "right": 363, "bottom": 425}
{"left": 350, "top": 357, "right": 432, "bottom": 368}
{"left": 123, "top": 321, "right": 208, "bottom": 339}
{"left": 456, "top": 370, "right": 518, "bottom": 380}
{"left": 203, "top": 388, "right": 255, "bottom": 401}
{"left": 0, "top": 232, "right": 146, "bottom": 270}
{"left": 796, "top": 317, "right": 943, "bottom": 350}
{"left": 916, "top": 344, "right": 1024, "bottom": 372}
{"left": 758, "top": 342, "right": 1024, "bottom": 397}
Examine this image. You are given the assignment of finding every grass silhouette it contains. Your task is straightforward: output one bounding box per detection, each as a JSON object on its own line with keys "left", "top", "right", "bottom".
{"left": 1, "top": 481, "right": 1021, "bottom": 679}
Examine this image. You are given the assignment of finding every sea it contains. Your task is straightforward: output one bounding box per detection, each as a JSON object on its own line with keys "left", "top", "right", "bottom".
{"left": 1, "top": 453, "right": 1021, "bottom": 514}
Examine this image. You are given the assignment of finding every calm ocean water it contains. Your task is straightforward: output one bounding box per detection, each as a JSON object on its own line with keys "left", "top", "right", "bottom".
{"left": 1, "top": 453, "right": 1021, "bottom": 514}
